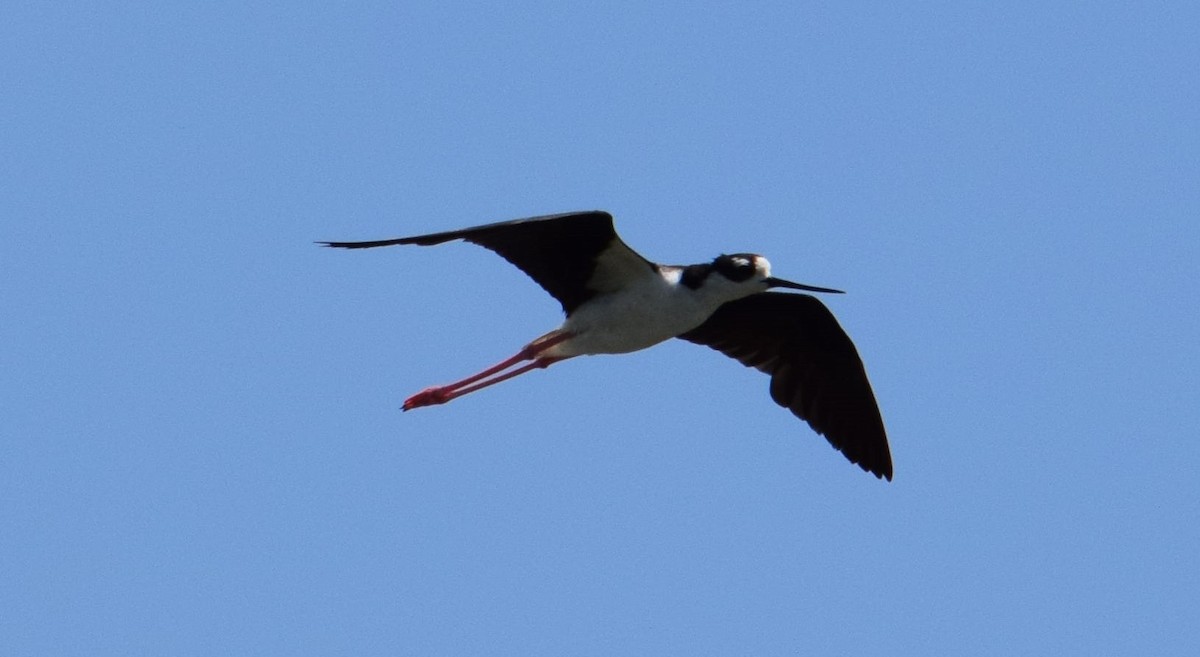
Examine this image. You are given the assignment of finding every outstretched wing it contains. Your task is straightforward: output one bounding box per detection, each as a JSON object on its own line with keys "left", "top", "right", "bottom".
{"left": 678, "top": 292, "right": 893, "bottom": 480}
{"left": 320, "top": 211, "right": 656, "bottom": 314}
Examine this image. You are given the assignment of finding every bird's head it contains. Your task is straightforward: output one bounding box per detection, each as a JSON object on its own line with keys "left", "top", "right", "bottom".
{"left": 711, "top": 253, "right": 845, "bottom": 296}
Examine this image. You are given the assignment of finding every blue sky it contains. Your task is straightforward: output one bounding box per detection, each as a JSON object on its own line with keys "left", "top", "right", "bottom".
{"left": 3, "top": 1, "right": 1198, "bottom": 654}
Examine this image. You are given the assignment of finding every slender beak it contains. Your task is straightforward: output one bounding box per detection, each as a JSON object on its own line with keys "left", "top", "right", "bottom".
{"left": 764, "top": 277, "right": 845, "bottom": 294}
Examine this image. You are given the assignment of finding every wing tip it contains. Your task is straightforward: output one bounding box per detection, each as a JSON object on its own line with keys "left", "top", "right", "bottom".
{"left": 315, "top": 238, "right": 414, "bottom": 249}
{"left": 847, "top": 447, "right": 893, "bottom": 481}
{"left": 316, "top": 240, "right": 362, "bottom": 249}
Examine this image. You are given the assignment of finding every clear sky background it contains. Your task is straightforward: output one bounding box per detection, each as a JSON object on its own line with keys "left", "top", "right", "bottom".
{"left": 3, "top": 2, "right": 1198, "bottom": 655}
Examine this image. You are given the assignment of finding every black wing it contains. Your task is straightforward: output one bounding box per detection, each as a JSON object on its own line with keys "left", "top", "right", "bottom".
{"left": 678, "top": 292, "right": 892, "bottom": 480}
{"left": 320, "top": 211, "right": 655, "bottom": 314}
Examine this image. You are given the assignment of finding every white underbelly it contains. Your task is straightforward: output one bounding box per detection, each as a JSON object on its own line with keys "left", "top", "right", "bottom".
{"left": 550, "top": 288, "right": 716, "bottom": 356}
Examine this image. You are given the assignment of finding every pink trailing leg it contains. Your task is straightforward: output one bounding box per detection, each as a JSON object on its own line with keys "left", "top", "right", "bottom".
{"left": 402, "top": 331, "right": 573, "bottom": 411}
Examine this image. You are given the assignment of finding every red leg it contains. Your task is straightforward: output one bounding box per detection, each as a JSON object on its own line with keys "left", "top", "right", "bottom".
{"left": 403, "top": 331, "right": 573, "bottom": 411}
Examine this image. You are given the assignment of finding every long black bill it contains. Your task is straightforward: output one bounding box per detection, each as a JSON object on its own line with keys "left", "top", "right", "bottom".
{"left": 764, "top": 277, "right": 845, "bottom": 294}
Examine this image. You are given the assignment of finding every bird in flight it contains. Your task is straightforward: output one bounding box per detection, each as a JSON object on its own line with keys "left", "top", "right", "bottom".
{"left": 320, "top": 211, "right": 892, "bottom": 480}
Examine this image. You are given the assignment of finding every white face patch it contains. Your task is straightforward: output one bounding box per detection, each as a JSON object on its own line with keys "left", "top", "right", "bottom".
{"left": 755, "top": 256, "right": 772, "bottom": 278}
{"left": 731, "top": 255, "right": 752, "bottom": 268}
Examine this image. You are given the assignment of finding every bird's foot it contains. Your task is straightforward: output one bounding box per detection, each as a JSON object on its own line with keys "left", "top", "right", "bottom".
{"left": 403, "top": 387, "right": 453, "bottom": 411}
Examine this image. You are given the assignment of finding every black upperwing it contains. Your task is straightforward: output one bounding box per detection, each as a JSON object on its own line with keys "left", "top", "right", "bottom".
{"left": 678, "top": 292, "right": 893, "bottom": 480}
{"left": 320, "top": 211, "right": 656, "bottom": 314}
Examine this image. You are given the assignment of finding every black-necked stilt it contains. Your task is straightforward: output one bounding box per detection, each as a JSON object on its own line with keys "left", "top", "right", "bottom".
{"left": 321, "top": 211, "right": 892, "bottom": 480}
